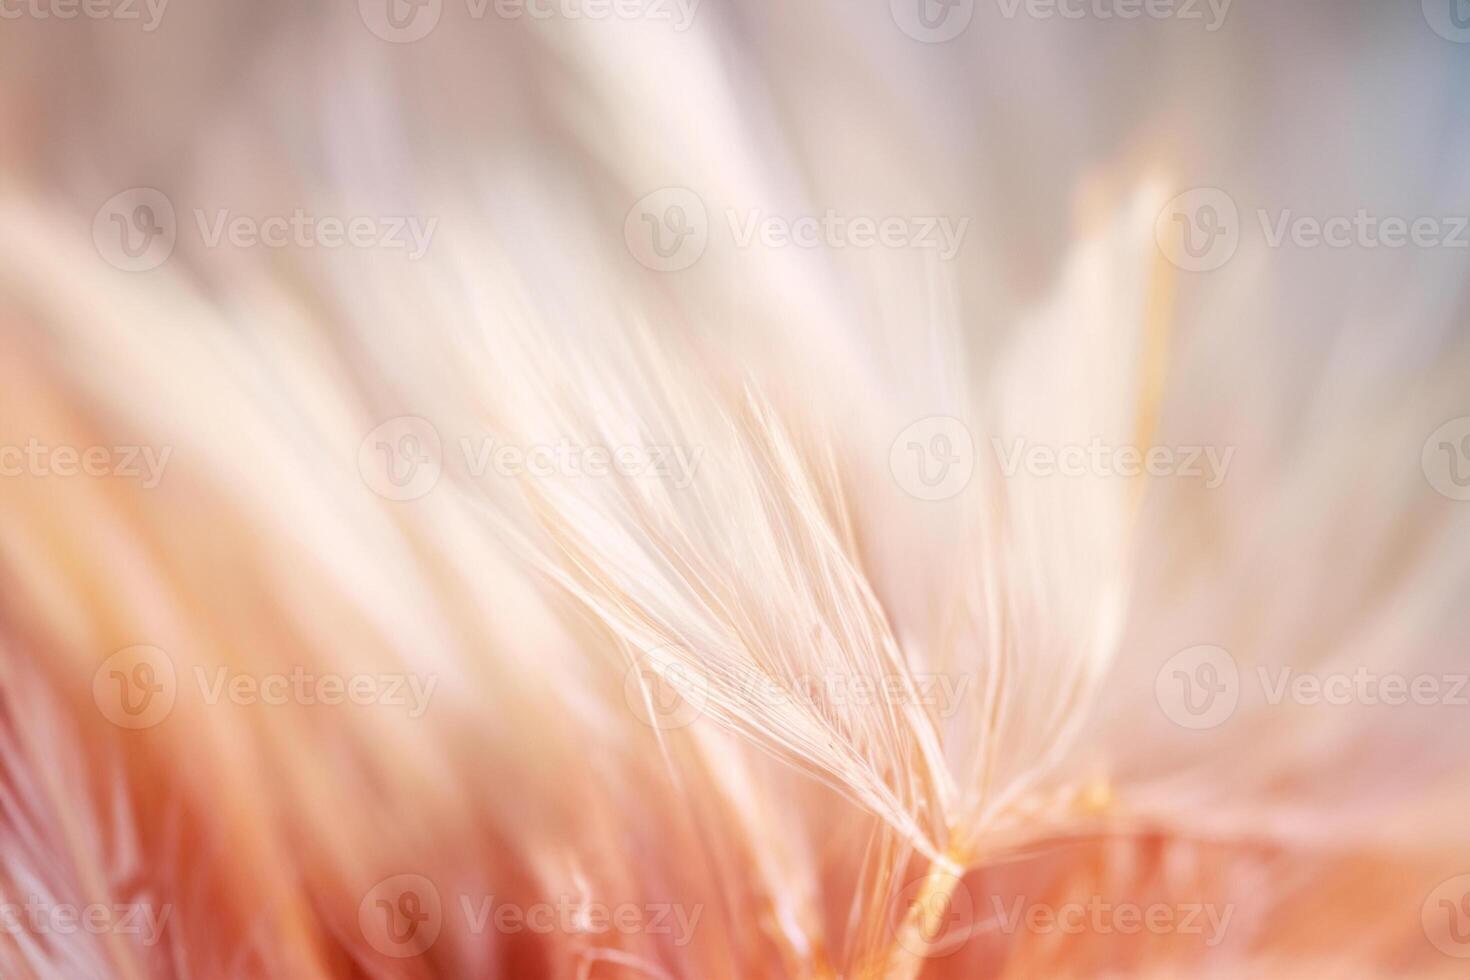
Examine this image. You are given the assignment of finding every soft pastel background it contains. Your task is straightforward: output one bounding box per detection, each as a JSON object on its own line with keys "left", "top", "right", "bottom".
{"left": 0, "top": 0, "right": 1467, "bottom": 976}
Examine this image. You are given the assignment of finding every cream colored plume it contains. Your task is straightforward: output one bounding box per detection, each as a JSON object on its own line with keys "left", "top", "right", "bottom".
{"left": 0, "top": 1, "right": 1467, "bottom": 978}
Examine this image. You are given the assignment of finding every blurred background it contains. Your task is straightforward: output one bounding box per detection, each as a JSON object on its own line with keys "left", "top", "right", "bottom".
{"left": 0, "top": 0, "right": 1467, "bottom": 977}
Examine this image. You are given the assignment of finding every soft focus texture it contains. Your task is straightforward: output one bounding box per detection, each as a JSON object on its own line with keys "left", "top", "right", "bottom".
{"left": 0, "top": 0, "right": 1468, "bottom": 977}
